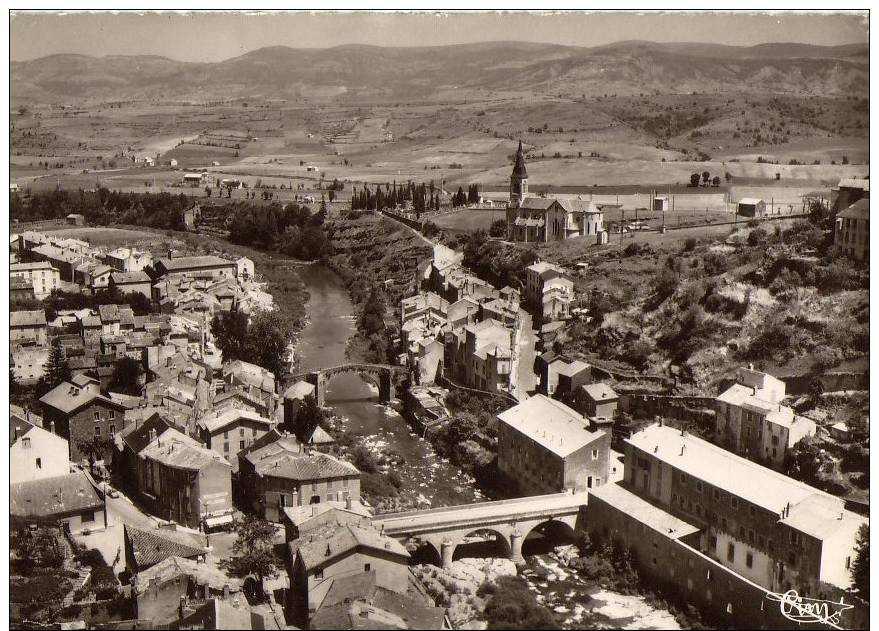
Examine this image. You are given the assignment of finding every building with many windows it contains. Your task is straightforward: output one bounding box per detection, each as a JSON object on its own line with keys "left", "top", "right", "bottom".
{"left": 497, "top": 394, "right": 610, "bottom": 494}
{"left": 10, "top": 261, "right": 61, "bottom": 299}
{"left": 621, "top": 423, "right": 867, "bottom": 596}
{"left": 715, "top": 366, "right": 816, "bottom": 469}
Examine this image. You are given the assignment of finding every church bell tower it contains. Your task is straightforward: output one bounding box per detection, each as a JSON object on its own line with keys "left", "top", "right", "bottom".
{"left": 510, "top": 140, "right": 528, "bottom": 206}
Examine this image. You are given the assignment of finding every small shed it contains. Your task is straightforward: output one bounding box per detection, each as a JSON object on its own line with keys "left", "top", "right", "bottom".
{"left": 737, "top": 198, "right": 766, "bottom": 217}
{"left": 169, "top": 159, "right": 178, "bottom": 168}
{"left": 652, "top": 196, "right": 670, "bottom": 212}
{"left": 66, "top": 213, "right": 86, "bottom": 226}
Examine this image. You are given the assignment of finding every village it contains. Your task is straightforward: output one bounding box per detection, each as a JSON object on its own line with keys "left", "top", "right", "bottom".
{"left": 8, "top": 11, "right": 872, "bottom": 631}
{"left": 8, "top": 138, "right": 871, "bottom": 629}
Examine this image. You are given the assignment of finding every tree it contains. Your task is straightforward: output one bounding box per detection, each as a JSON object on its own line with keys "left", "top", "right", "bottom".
{"left": 289, "top": 394, "right": 324, "bottom": 442}
{"left": 205, "top": 187, "right": 212, "bottom": 197}
{"left": 76, "top": 436, "right": 113, "bottom": 467}
{"left": 689, "top": 173, "right": 701, "bottom": 187}
{"left": 211, "top": 310, "right": 249, "bottom": 363}
{"left": 36, "top": 339, "right": 71, "bottom": 398}
{"left": 808, "top": 377, "right": 824, "bottom": 405}
{"left": 712, "top": 175, "right": 721, "bottom": 187}
{"left": 108, "top": 357, "right": 143, "bottom": 396}
{"left": 489, "top": 219, "right": 507, "bottom": 238}
{"left": 483, "top": 575, "right": 560, "bottom": 629}
{"left": 851, "top": 524, "right": 869, "bottom": 598}
{"left": 220, "top": 515, "right": 279, "bottom": 601}
{"left": 701, "top": 171, "right": 710, "bottom": 186}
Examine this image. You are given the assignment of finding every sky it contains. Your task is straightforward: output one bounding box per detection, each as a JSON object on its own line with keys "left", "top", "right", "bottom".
{"left": 10, "top": 11, "right": 869, "bottom": 63}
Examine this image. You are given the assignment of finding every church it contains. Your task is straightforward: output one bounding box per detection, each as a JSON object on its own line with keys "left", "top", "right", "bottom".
{"left": 506, "top": 141, "right": 605, "bottom": 243}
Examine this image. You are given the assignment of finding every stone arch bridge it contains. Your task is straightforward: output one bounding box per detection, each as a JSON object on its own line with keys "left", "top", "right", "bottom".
{"left": 291, "top": 364, "right": 409, "bottom": 406}
{"left": 373, "top": 491, "right": 589, "bottom": 568}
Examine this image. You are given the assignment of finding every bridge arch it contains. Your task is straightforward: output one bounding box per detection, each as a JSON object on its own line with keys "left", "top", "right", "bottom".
{"left": 451, "top": 527, "right": 512, "bottom": 564}
{"left": 521, "top": 517, "right": 578, "bottom": 558}
{"left": 297, "top": 364, "right": 407, "bottom": 406}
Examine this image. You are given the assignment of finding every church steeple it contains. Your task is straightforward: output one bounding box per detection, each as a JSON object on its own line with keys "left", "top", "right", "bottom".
{"left": 510, "top": 140, "right": 528, "bottom": 206}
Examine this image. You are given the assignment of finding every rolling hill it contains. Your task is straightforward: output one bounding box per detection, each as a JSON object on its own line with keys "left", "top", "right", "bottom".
{"left": 11, "top": 40, "right": 869, "bottom": 104}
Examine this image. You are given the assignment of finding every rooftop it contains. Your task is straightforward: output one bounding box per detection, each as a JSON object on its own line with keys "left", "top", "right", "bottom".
{"left": 10, "top": 471, "right": 103, "bottom": 518}
{"left": 497, "top": 394, "right": 602, "bottom": 458}
{"left": 838, "top": 198, "right": 869, "bottom": 221}
{"left": 11, "top": 310, "right": 47, "bottom": 327}
{"left": 297, "top": 524, "right": 409, "bottom": 571}
{"left": 284, "top": 380, "right": 316, "bottom": 401}
{"left": 627, "top": 423, "right": 857, "bottom": 534}
{"left": 838, "top": 178, "right": 869, "bottom": 191}
{"left": 110, "top": 270, "right": 151, "bottom": 284}
{"left": 140, "top": 428, "right": 231, "bottom": 471}
{"left": 738, "top": 197, "right": 764, "bottom": 205}
{"left": 581, "top": 382, "right": 619, "bottom": 402}
{"left": 124, "top": 524, "right": 207, "bottom": 569}
{"left": 246, "top": 439, "right": 358, "bottom": 481}
{"left": 40, "top": 381, "right": 124, "bottom": 415}
{"left": 134, "top": 555, "right": 240, "bottom": 596}
{"left": 156, "top": 255, "right": 235, "bottom": 272}
{"left": 590, "top": 482, "right": 701, "bottom": 540}
{"left": 197, "top": 408, "right": 273, "bottom": 434}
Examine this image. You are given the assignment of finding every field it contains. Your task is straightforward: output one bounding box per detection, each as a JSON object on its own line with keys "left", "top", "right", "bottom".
{"left": 10, "top": 91, "right": 868, "bottom": 208}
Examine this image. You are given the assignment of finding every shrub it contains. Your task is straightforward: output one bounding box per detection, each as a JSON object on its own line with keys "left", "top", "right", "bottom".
{"left": 484, "top": 576, "right": 560, "bottom": 630}
{"left": 683, "top": 237, "right": 697, "bottom": 252}
{"left": 702, "top": 251, "right": 728, "bottom": 276}
{"left": 350, "top": 445, "right": 378, "bottom": 474}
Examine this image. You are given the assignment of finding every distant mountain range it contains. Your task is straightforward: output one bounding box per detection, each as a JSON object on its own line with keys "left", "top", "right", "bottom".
{"left": 11, "top": 40, "right": 869, "bottom": 103}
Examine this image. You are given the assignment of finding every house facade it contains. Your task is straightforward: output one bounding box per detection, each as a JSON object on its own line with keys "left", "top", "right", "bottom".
{"left": 834, "top": 198, "right": 869, "bottom": 261}
{"left": 497, "top": 394, "right": 610, "bottom": 494}
{"left": 11, "top": 261, "right": 61, "bottom": 299}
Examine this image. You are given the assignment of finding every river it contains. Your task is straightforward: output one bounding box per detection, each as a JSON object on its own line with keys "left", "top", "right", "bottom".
{"left": 294, "top": 262, "right": 483, "bottom": 510}
{"left": 294, "top": 262, "right": 677, "bottom": 627}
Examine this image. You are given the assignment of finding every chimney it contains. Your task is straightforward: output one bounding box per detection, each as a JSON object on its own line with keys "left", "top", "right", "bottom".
{"left": 222, "top": 584, "right": 230, "bottom": 599}
{"left": 148, "top": 428, "right": 157, "bottom": 443}
{"left": 384, "top": 541, "right": 391, "bottom": 550}
{"left": 680, "top": 445, "right": 686, "bottom": 456}
{"left": 168, "top": 248, "right": 173, "bottom": 260}
{"left": 748, "top": 363, "right": 754, "bottom": 371}
{"left": 58, "top": 487, "right": 63, "bottom": 502}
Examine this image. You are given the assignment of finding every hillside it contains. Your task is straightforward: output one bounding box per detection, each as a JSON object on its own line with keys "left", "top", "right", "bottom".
{"left": 11, "top": 40, "right": 869, "bottom": 104}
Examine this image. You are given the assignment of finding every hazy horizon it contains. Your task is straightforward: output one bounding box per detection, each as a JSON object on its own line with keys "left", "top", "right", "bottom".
{"left": 10, "top": 11, "right": 869, "bottom": 63}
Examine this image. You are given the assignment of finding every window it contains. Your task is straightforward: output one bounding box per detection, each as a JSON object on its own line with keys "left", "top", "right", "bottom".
{"left": 730, "top": 497, "right": 739, "bottom": 509}
{"left": 109, "top": 410, "right": 115, "bottom": 420}
{"left": 224, "top": 442, "right": 229, "bottom": 452}
{"left": 240, "top": 428, "right": 245, "bottom": 437}
{"left": 696, "top": 481, "right": 703, "bottom": 493}
{"left": 94, "top": 411, "right": 100, "bottom": 420}
{"left": 746, "top": 552, "right": 754, "bottom": 568}
{"left": 749, "top": 505, "right": 756, "bottom": 517}
{"left": 846, "top": 556, "right": 851, "bottom": 570}
{"left": 109, "top": 424, "right": 116, "bottom": 438}
{"left": 224, "top": 430, "right": 229, "bottom": 439}
{"left": 35, "top": 458, "right": 42, "bottom": 469}
{"left": 748, "top": 529, "right": 755, "bottom": 544}
{"left": 239, "top": 440, "right": 245, "bottom": 450}
{"left": 94, "top": 426, "right": 101, "bottom": 438}
{"left": 680, "top": 472, "right": 686, "bottom": 484}
{"left": 252, "top": 427, "right": 257, "bottom": 436}
{"left": 713, "top": 489, "right": 720, "bottom": 501}
{"left": 81, "top": 511, "right": 95, "bottom": 523}
{"left": 709, "top": 535, "right": 717, "bottom": 550}
{"left": 727, "top": 543, "right": 735, "bottom": 563}
{"left": 591, "top": 449, "right": 598, "bottom": 460}
{"left": 758, "top": 535, "right": 765, "bottom": 548}
{"left": 364, "top": 563, "right": 371, "bottom": 572}
{"left": 21, "top": 437, "right": 31, "bottom": 449}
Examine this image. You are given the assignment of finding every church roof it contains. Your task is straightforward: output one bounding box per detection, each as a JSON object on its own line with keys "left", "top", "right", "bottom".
{"left": 511, "top": 140, "right": 528, "bottom": 179}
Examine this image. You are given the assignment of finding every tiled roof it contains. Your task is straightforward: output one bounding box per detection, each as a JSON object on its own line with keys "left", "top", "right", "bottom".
{"left": 156, "top": 256, "right": 235, "bottom": 272}
{"left": 197, "top": 408, "right": 273, "bottom": 434}
{"left": 838, "top": 198, "right": 869, "bottom": 221}
{"left": 40, "top": 381, "right": 124, "bottom": 415}
{"left": 133, "top": 555, "right": 240, "bottom": 596}
{"left": 140, "top": 427, "right": 231, "bottom": 471}
{"left": 118, "top": 412, "right": 174, "bottom": 454}
{"left": 11, "top": 471, "right": 103, "bottom": 518}
{"left": 297, "top": 525, "right": 408, "bottom": 571}
{"left": 124, "top": 525, "right": 206, "bottom": 569}
{"left": 246, "top": 440, "right": 358, "bottom": 481}
{"left": 11, "top": 310, "right": 47, "bottom": 327}
{"left": 111, "top": 271, "right": 151, "bottom": 284}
